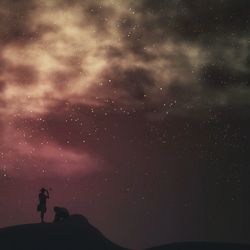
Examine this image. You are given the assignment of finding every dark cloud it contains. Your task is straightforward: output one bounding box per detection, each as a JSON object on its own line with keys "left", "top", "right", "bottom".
{"left": 0, "top": 0, "right": 249, "bottom": 118}
{"left": 9, "top": 64, "right": 39, "bottom": 86}
{"left": 12, "top": 101, "right": 150, "bottom": 172}
{"left": 104, "top": 45, "right": 125, "bottom": 59}
{"left": 0, "top": 0, "right": 57, "bottom": 46}
{"left": 88, "top": 66, "right": 156, "bottom": 104}
{"left": 84, "top": 3, "right": 115, "bottom": 33}
{"left": 54, "top": 0, "right": 116, "bottom": 33}
{"left": 0, "top": 56, "right": 38, "bottom": 86}
{"left": 0, "top": 0, "right": 35, "bottom": 45}
{"left": 0, "top": 57, "right": 7, "bottom": 73}
{"left": 117, "top": 15, "right": 145, "bottom": 52}
{"left": 51, "top": 70, "right": 80, "bottom": 91}
{"left": 139, "top": 0, "right": 250, "bottom": 42}
{"left": 106, "top": 67, "right": 155, "bottom": 101}
{"left": 200, "top": 64, "right": 250, "bottom": 89}
{"left": 109, "top": 0, "right": 250, "bottom": 113}
{"left": 0, "top": 80, "right": 6, "bottom": 92}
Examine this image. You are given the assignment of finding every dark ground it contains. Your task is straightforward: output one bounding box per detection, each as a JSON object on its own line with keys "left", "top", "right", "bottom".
{"left": 0, "top": 215, "right": 128, "bottom": 250}
{"left": 0, "top": 215, "right": 249, "bottom": 250}
{"left": 146, "top": 242, "right": 250, "bottom": 250}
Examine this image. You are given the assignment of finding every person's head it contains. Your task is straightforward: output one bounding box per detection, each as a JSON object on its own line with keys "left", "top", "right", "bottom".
{"left": 40, "top": 188, "right": 46, "bottom": 193}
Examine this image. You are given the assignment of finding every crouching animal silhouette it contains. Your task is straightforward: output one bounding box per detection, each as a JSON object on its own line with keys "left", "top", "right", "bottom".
{"left": 53, "top": 206, "right": 70, "bottom": 222}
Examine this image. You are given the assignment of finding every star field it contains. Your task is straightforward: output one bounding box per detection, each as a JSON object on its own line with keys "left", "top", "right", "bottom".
{"left": 0, "top": 0, "right": 250, "bottom": 249}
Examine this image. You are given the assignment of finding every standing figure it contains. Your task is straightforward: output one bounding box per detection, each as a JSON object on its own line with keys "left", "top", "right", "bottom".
{"left": 37, "top": 188, "right": 49, "bottom": 223}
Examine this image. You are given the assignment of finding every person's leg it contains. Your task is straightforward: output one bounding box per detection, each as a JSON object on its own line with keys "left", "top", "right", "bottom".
{"left": 41, "top": 211, "right": 44, "bottom": 223}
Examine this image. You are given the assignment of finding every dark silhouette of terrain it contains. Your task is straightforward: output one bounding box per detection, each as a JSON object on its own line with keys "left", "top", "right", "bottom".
{"left": 146, "top": 241, "right": 250, "bottom": 250}
{"left": 0, "top": 215, "right": 250, "bottom": 250}
{"left": 0, "top": 215, "right": 129, "bottom": 250}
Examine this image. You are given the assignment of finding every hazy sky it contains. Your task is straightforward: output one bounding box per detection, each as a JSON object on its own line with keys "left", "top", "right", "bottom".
{"left": 0, "top": 0, "right": 250, "bottom": 249}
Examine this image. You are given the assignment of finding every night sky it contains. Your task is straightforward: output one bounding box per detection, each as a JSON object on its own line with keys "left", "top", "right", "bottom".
{"left": 0, "top": 0, "right": 250, "bottom": 249}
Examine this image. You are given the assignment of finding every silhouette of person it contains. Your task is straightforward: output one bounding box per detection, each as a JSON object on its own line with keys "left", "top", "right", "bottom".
{"left": 53, "top": 206, "right": 70, "bottom": 223}
{"left": 37, "top": 188, "right": 49, "bottom": 223}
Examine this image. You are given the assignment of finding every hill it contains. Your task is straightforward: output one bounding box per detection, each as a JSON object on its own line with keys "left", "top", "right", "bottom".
{"left": 146, "top": 241, "right": 250, "bottom": 250}
{"left": 1, "top": 216, "right": 250, "bottom": 250}
{"left": 0, "top": 214, "right": 129, "bottom": 250}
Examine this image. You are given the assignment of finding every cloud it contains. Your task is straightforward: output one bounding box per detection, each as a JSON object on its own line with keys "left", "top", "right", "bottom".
{"left": 0, "top": 80, "right": 6, "bottom": 92}
{"left": 0, "top": 0, "right": 249, "bottom": 119}
{"left": 0, "top": 0, "right": 52, "bottom": 46}
{"left": 0, "top": 121, "right": 99, "bottom": 179}
{"left": 1, "top": 0, "right": 250, "bottom": 178}
{"left": 137, "top": 0, "right": 250, "bottom": 42}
